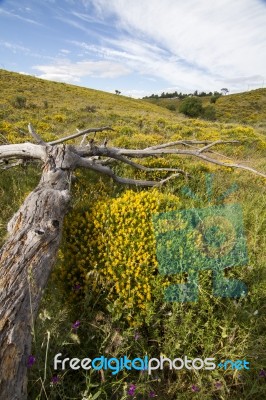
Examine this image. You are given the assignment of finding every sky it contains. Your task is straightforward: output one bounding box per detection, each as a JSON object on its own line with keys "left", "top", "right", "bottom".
{"left": 0, "top": 0, "right": 266, "bottom": 98}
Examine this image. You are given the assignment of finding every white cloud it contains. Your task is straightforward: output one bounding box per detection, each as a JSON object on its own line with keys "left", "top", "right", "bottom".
{"left": 60, "top": 49, "right": 71, "bottom": 54}
{"left": 33, "top": 59, "right": 131, "bottom": 82}
{"left": 71, "top": 38, "right": 220, "bottom": 92}
{"left": 121, "top": 88, "right": 148, "bottom": 98}
{"left": 71, "top": 11, "right": 106, "bottom": 25}
{"left": 55, "top": 15, "right": 100, "bottom": 37}
{"left": 86, "top": 0, "right": 266, "bottom": 92}
{"left": 0, "top": 40, "right": 54, "bottom": 61}
{"left": 0, "top": 40, "right": 30, "bottom": 54}
{"left": 0, "top": 7, "right": 40, "bottom": 25}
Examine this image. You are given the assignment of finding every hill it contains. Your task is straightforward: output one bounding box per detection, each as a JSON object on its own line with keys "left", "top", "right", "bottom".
{"left": 214, "top": 89, "right": 266, "bottom": 126}
{"left": 143, "top": 88, "right": 266, "bottom": 130}
{"left": 0, "top": 69, "right": 265, "bottom": 150}
{"left": 0, "top": 69, "right": 185, "bottom": 143}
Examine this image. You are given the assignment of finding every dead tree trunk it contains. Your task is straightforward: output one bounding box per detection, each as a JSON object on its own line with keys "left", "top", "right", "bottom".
{"left": 0, "top": 146, "right": 71, "bottom": 399}
{"left": 0, "top": 124, "right": 265, "bottom": 399}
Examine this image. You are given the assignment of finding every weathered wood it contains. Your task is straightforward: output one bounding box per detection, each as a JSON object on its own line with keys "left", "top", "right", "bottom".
{"left": 0, "top": 146, "right": 71, "bottom": 399}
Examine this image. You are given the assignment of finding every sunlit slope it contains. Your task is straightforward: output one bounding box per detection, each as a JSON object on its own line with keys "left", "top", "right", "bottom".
{"left": 0, "top": 69, "right": 265, "bottom": 154}
{"left": 143, "top": 88, "right": 266, "bottom": 128}
{"left": 214, "top": 88, "right": 266, "bottom": 126}
{"left": 0, "top": 69, "right": 185, "bottom": 142}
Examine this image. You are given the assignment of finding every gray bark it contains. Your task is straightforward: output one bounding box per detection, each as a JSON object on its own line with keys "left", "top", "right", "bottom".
{"left": 0, "top": 146, "right": 71, "bottom": 399}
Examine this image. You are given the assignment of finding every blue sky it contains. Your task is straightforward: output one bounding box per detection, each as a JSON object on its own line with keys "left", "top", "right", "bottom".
{"left": 0, "top": 0, "right": 265, "bottom": 98}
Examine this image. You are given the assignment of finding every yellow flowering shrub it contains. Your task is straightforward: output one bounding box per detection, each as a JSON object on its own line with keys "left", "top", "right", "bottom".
{"left": 59, "top": 189, "right": 180, "bottom": 320}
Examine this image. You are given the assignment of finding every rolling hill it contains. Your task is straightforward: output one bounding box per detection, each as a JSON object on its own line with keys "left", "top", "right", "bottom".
{"left": 0, "top": 69, "right": 265, "bottom": 151}
{"left": 143, "top": 87, "right": 266, "bottom": 129}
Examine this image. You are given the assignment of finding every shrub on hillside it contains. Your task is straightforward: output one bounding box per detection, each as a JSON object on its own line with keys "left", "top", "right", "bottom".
{"left": 179, "top": 97, "right": 203, "bottom": 117}
{"left": 12, "top": 95, "right": 27, "bottom": 109}
{"left": 202, "top": 105, "right": 216, "bottom": 121}
{"left": 58, "top": 189, "right": 180, "bottom": 323}
{"left": 166, "top": 103, "right": 177, "bottom": 111}
{"left": 210, "top": 94, "right": 221, "bottom": 104}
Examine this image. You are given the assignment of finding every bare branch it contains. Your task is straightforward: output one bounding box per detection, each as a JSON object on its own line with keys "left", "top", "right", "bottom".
{"left": 110, "top": 153, "right": 188, "bottom": 175}
{"left": 73, "top": 140, "right": 240, "bottom": 159}
{"left": 73, "top": 141, "right": 266, "bottom": 180}
{"left": 118, "top": 148, "right": 266, "bottom": 178}
{"left": 194, "top": 153, "right": 266, "bottom": 178}
{"left": 80, "top": 134, "right": 87, "bottom": 146}
{"left": 170, "top": 140, "right": 238, "bottom": 161}
{"left": 145, "top": 140, "right": 239, "bottom": 150}
{"left": 28, "top": 123, "right": 47, "bottom": 145}
{"left": 0, "top": 127, "right": 265, "bottom": 180}
{"left": 197, "top": 140, "right": 236, "bottom": 153}
{"left": 48, "top": 126, "right": 113, "bottom": 146}
{"left": 0, "top": 143, "right": 46, "bottom": 161}
{"left": 76, "top": 157, "right": 181, "bottom": 186}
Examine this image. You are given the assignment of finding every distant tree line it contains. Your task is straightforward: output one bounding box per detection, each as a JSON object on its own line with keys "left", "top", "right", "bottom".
{"left": 143, "top": 90, "right": 223, "bottom": 100}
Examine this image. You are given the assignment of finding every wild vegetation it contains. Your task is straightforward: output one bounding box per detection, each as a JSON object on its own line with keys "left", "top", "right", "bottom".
{"left": 0, "top": 69, "right": 265, "bottom": 399}
{"left": 144, "top": 87, "right": 266, "bottom": 127}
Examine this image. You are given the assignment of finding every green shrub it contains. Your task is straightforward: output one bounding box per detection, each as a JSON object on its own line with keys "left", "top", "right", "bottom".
{"left": 166, "top": 103, "right": 177, "bottom": 111}
{"left": 12, "top": 95, "right": 27, "bottom": 109}
{"left": 202, "top": 105, "right": 216, "bottom": 121}
{"left": 179, "top": 97, "right": 203, "bottom": 117}
{"left": 210, "top": 94, "right": 221, "bottom": 104}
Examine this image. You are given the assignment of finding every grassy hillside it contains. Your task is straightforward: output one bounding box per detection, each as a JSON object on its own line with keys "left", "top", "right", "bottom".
{"left": 214, "top": 89, "right": 266, "bottom": 126}
{"left": 143, "top": 88, "right": 266, "bottom": 129}
{"left": 1, "top": 69, "right": 265, "bottom": 161}
{"left": 0, "top": 69, "right": 186, "bottom": 143}
{"left": 0, "top": 69, "right": 266, "bottom": 399}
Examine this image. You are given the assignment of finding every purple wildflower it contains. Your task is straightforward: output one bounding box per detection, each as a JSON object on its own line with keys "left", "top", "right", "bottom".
{"left": 73, "top": 284, "right": 81, "bottom": 291}
{"left": 72, "top": 320, "right": 81, "bottom": 330}
{"left": 51, "top": 375, "right": 59, "bottom": 384}
{"left": 149, "top": 391, "right": 156, "bottom": 397}
{"left": 134, "top": 331, "right": 140, "bottom": 340}
{"left": 191, "top": 384, "right": 200, "bottom": 392}
{"left": 215, "top": 381, "right": 223, "bottom": 389}
{"left": 259, "top": 369, "right": 266, "bottom": 378}
{"left": 128, "top": 383, "right": 136, "bottom": 396}
{"left": 27, "top": 355, "right": 36, "bottom": 368}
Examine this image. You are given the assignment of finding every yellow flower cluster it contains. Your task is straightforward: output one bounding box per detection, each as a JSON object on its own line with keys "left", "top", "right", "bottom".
{"left": 59, "top": 189, "right": 180, "bottom": 319}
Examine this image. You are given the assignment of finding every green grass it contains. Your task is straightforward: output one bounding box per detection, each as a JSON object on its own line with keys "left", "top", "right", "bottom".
{"left": 143, "top": 88, "right": 266, "bottom": 130}
{"left": 0, "top": 69, "right": 265, "bottom": 399}
{"left": 214, "top": 89, "right": 266, "bottom": 128}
